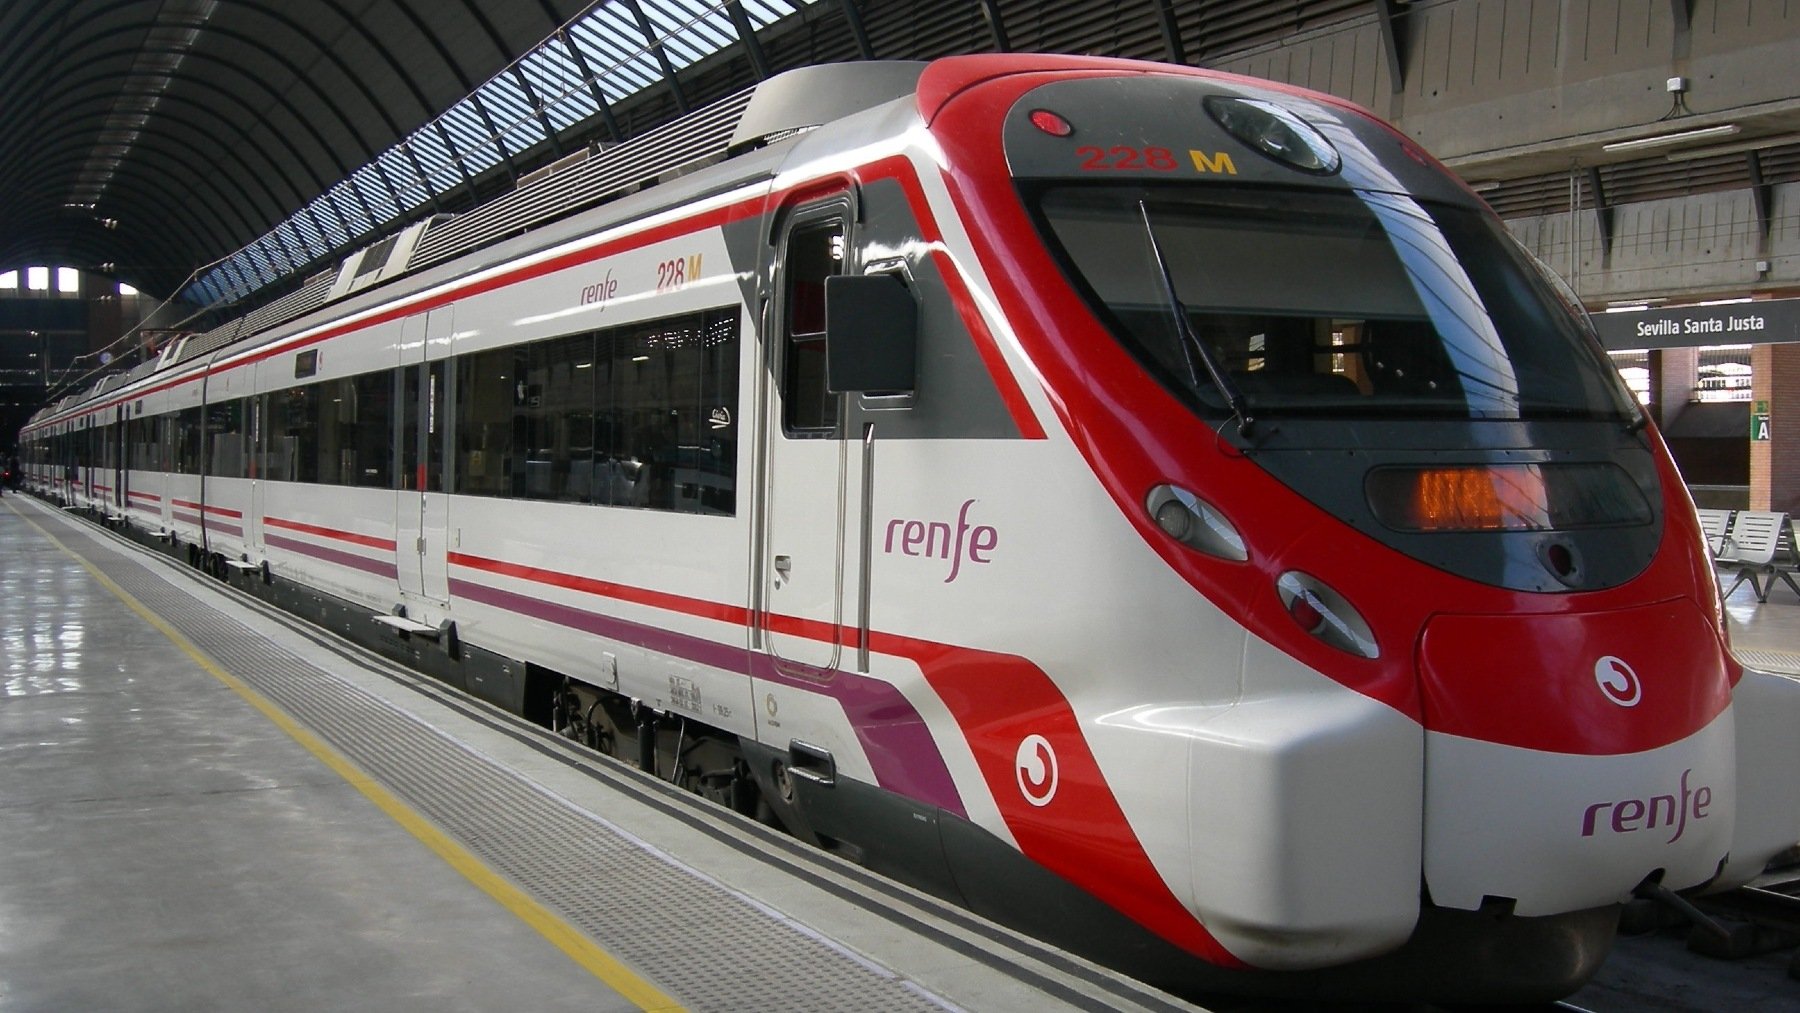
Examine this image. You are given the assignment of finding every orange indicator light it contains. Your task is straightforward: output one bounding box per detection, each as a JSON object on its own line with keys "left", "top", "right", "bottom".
{"left": 1401, "top": 466, "right": 1551, "bottom": 532}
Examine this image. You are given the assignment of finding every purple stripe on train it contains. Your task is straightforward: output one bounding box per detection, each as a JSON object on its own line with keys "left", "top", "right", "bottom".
{"left": 265, "top": 532, "right": 400, "bottom": 579}
{"left": 449, "top": 577, "right": 966, "bottom": 817}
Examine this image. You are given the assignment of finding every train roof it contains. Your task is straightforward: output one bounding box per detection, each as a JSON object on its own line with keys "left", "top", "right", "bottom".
{"left": 27, "top": 54, "right": 1431, "bottom": 433}
{"left": 28, "top": 60, "right": 944, "bottom": 431}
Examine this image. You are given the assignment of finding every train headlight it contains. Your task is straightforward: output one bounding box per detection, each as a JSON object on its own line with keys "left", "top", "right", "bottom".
{"left": 1276, "top": 571, "right": 1379, "bottom": 659}
{"left": 1204, "top": 95, "right": 1340, "bottom": 175}
{"left": 1146, "top": 484, "right": 1247, "bottom": 561}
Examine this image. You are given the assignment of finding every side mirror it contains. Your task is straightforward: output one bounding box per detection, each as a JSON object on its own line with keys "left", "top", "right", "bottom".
{"left": 824, "top": 273, "right": 917, "bottom": 395}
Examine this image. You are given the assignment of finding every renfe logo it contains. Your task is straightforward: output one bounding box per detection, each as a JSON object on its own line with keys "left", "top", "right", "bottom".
{"left": 1580, "top": 769, "right": 1712, "bottom": 844}
{"left": 579, "top": 268, "right": 617, "bottom": 310}
{"left": 1594, "top": 655, "right": 1642, "bottom": 707}
{"left": 884, "top": 499, "right": 997, "bottom": 583}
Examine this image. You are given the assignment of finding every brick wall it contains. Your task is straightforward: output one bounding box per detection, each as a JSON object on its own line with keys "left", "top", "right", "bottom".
{"left": 1752, "top": 344, "right": 1800, "bottom": 514}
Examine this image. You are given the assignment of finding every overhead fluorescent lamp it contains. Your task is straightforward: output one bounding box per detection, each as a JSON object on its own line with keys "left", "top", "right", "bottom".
{"left": 1602, "top": 123, "right": 1740, "bottom": 153}
{"left": 1665, "top": 131, "right": 1800, "bottom": 161}
{"left": 1466, "top": 179, "right": 1501, "bottom": 193}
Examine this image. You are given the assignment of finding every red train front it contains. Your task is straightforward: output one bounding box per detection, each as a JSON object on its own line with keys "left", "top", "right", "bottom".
{"left": 893, "top": 55, "right": 1800, "bottom": 1000}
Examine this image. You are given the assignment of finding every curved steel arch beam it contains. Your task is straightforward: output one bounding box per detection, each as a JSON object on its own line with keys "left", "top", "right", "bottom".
{"left": 554, "top": 24, "right": 622, "bottom": 141}
{"left": 8, "top": 177, "right": 249, "bottom": 276}
{"left": 0, "top": 225, "right": 156, "bottom": 281}
{"left": 836, "top": 0, "right": 876, "bottom": 60}
{"left": 12, "top": 25, "right": 378, "bottom": 197}
{"left": 0, "top": 77, "right": 318, "bottom": 224}
{"left": 3, "top": 47, "right": 389, "bottom": 246}
{"left": 17, "top": 160, "right": 255, "bottom": 275}
{"left": 319, "top": 0, "right": 516, "bottom": 187}
{"left": 625, "top": 0, "right": 688, "bottom": 114}
{"left": 264, "top": 0, "right": 440, "bottom": 126}
{"left": 73, "top": 203, "right": 216, "bottom": 297}
{"left": 380, "top": 0, "right": 522, "bottom": 184}
{"left": 6, "top": 143, "right": 254, "bottom": 258}
{"left": 0, "top": 46, "right": 337, "bottom": 204}
{"left": 453, "top": 0, "right": 563, "bottom": 157}
{"left": 0, "top": 33, "right": 387, "bottom": 234}
{"left": 0, "top": 0, "right": 148, "bottom": 100}
{"left": 17, "top": 117, "right": 288, "bottom": 245}
{"left": 725, "top": 2, "right": 771, "bottom": 80}
{"left": 5, "top": 174, "right": 226, "bottom": 292}
{"left": 1145, "top": 0, "right": 1187, "bottom": 64}
{"left": 5, "top": 98, "right": 365, "bottom": 296}
{"left": 228, "top": 1, "right": 455, "bottom": 217}
{"left": 186, "top": 20, "right": 409, "bottom": 218}
{"left": 227, "top": 0, "right": 447, "bottom": 213}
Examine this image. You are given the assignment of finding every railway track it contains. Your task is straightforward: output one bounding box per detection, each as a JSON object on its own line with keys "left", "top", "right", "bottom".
{"left": 1691, "top": 869, "right": 1800, "bottom": 972}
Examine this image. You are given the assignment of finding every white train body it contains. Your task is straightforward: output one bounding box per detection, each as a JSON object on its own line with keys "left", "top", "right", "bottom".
{"left": 25, "top": 55, "right": 1800, "bottom": 1001}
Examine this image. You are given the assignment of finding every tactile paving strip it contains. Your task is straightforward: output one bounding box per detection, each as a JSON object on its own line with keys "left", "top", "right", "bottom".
{"left": 49, "top": 516, "right": 950, "bottom": 1013}
{"left": 1731, "top": 647, "right": 1800, "bottom": 675}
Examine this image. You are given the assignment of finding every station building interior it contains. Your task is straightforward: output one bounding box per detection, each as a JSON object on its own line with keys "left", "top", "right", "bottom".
{"left": 3, "top": 1, "right": 1798, "bottom": 514}
{"left": 3, "top": 4, "right": 1800, "bottom": 1009}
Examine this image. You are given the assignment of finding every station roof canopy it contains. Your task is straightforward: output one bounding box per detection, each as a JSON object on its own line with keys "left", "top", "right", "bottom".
{"left": 0, "top": 0, "right": 856, "bottom": 305}
{"left": 6, "top": 1, "right": 1796, "bottom": 320}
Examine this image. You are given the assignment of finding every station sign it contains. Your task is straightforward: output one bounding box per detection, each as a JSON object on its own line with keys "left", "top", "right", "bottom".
{"left": 1594, "top": 296, "right": 1800, "bottom": 351}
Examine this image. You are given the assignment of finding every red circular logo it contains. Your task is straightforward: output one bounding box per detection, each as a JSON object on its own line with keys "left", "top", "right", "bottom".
{"left": 1594, "top": 656, "right": 1642, "bottom": 708}
{"left": 1015, "top": 734, "right": 1058, "bottom": 807}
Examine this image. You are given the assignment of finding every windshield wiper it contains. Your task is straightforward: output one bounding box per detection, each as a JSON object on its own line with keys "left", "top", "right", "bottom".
{"left": 1137, "top": 201, "right": 1254, "bottom": 437}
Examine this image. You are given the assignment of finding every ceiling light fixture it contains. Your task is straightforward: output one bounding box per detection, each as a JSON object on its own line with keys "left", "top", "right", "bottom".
{"left": 1601, "top": 123, "right": 1740, "bottom": 153}
{"left": 1664, "top": 131, "right": 1800, "bottom": 162}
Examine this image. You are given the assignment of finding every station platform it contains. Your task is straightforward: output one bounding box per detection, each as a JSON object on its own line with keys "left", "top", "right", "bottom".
{"left": 0, "top": 494, "right": 1201, "bottom": 1013}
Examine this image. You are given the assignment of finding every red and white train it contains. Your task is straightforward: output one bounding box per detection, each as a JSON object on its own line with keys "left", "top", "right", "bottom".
{"left": 23, "top": 54, "right": 1800, "bottom": 1001}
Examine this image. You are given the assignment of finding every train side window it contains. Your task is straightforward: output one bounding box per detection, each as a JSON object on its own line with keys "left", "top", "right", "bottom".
{"left": 514, "top": 332, "right": 596, "bottom": 503}
{"left": 456, "top": 346, "right": 517, "bottom": 498}
{"left": 610, "top": 309, "right": 740, "bottom": 514}
{"left": 265, "top": 384, "right": 320, "bottom": 483}
{"left": 171, "top": 406, "right": 203, "bottom": 475}
{"left": 128, "top": 415, "right": 158, "bottom": 472}
{"left": 205, "top": 398, "right": 245, "bottom": 479}
{"left": 781, "top": 218, "right": 845, "bottom": 435}
{"left": 348, "top": 371, "right": 395, "bottom": 488}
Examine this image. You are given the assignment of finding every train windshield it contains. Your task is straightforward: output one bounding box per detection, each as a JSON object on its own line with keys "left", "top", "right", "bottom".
{"left": 1031, "top": 184, "right": 1637, "bottom": 422}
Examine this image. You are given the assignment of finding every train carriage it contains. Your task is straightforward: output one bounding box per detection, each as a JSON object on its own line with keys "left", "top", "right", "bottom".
{"left": 22, "top": 54, "right": 1800, "bottom": 1003}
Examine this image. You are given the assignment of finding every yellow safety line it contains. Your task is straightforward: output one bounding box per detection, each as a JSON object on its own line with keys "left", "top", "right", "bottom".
{"left": 11, "top": 500, "right": 685, "bottom": 1012}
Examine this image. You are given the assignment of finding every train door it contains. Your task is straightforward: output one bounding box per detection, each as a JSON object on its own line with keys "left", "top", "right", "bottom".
{"left": 757, "top": 201, "right": 861, "bottom": 672}
{"left": 246, "top": 395, "right": 264, "bottom": 556}
{"left": 111, "top": 405, "right": 125, "bottom": 516}
{"left": 83, "top": 415, "right": 98, "bottom": 506}
{"left": 396, "top": 308, "right": 452, "bottom": 605}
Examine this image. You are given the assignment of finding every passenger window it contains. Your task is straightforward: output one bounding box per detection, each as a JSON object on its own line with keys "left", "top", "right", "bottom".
{"left": 205, "top": 398, "right": 245, "bottom": 479}
{"left": 456, "top": 346, "right": 516, "bottom": 498}
{"left": 781, "top": 219, "right": 844, "bottom": 435}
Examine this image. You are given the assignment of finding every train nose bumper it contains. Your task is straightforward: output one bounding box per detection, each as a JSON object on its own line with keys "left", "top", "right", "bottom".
{"left": 1416, "top": 599, "right": 1737, "bottom": 914}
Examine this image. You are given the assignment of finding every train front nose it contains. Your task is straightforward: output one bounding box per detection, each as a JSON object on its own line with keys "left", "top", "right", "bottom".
{"left": 1415, "top": 598, "right": 1737, "bottom": 914}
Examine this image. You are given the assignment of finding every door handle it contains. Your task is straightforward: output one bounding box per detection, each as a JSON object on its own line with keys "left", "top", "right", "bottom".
{"left": 773, "top": 554, "right": 792, "bottom": 587}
